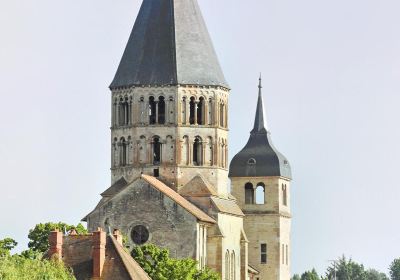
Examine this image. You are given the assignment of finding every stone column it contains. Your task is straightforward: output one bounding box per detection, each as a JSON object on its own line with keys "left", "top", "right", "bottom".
{"left": 204, "top": 101, "right": 208, "bottom": 125}
{"left": 185, "top": 100, "right": 190, "bottom": 124}
{"left": 188, "top": 137, "right": 192, "bottom": 165}
{"left": 194, "top": 101, "right": 198, "bottom": 125}
{"left": 165, "top": 100, "right": 169, "bottom": 124}
{"left": 155, "top": 101, "right": 159, "bottom": 124}
{"left": 128, "top": 102, "right": 132, "bottom": 125}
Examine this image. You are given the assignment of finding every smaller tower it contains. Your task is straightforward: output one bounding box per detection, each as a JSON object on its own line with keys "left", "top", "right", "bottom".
{"left": 229, "top": 77, "right": 292, "bottom": 280}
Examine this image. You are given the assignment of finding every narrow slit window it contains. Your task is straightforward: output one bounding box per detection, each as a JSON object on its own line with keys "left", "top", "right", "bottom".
{"left": 260, "top": 244, "right": 267, "bottom": 264}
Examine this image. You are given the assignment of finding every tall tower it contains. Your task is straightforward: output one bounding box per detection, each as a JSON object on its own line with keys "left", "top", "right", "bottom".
{"left": 110, "top": 0, "right": 230, "bottom": 195}
{"left": 229, "top": 78, "right": 292, "bottom": 280}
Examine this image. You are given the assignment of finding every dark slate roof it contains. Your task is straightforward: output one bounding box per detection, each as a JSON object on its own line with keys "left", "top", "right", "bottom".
{"left": 100, "top": 177, "right": 128, "bottom": 197}
{"left": 110, "top": 0, "right": 228, "bottom": 89}
{"left": 229, "top": 77, "right": 292, "bottom": 179}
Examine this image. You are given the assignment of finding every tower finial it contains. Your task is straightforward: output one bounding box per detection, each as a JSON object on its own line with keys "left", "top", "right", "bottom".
{"left": 251, "top": 74, "right": 268, "bottom": 134}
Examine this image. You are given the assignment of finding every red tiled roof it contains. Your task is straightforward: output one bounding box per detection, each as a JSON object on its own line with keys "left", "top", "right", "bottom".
{"left": 141, "top": 175, "right": 216, "bottom": 224}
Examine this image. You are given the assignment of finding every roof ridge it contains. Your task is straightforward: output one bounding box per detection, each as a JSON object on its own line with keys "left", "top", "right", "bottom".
{"left": 109, "top": 235, "right": 152, "bottom": 280}
{"left": 141, "top": 175, "right": 216, "bottom": 224}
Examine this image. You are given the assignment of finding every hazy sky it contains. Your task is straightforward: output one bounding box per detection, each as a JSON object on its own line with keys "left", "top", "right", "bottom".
{"left": 1, "top": 0, "right": 399, "bottom": 276}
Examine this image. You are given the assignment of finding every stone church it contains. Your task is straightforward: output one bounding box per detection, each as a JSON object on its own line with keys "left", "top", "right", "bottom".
{"left": 83, "top": 0, "right": 293, "bottom": 279}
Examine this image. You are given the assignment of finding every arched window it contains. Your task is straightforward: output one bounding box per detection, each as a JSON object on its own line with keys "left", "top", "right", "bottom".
{"left": 149, "top": 96, "right": 156, "bottom": 124}
{"left": 193, "top": 137, "right": 202, "bottom": 166}
{"left": 245, "top": 183, "right": 254, "bottom": 204}
{"left": 189, "top": 97, "right": 196, "bottom": 125}
{"left": 256, "top": 183, "right": 265, "bottom": 205}
{"left": 197, "top": 97, "right": 204, "bottom": 125}
{"left": 219, "top": 103, "right": 224, "bottom": 127}
{"left": 118, "top": 97, "right": 131, "bottom": 126}
{"left": 158, "top": 96, "right": 165, "bottom": 124}
{"left": 153, "top": 136, "right": 161, "bottom": 165}
{"left": 282, "top": 184, "right": 288, "bottom": 206}
{"left": 225, "top": 250, "right": 230, "bottom": 280}
{"left": 104, "top": 218, "right": 110, "bottom": 233}
{"left": 120, "top": 137, "right": 127, "bottom": 166}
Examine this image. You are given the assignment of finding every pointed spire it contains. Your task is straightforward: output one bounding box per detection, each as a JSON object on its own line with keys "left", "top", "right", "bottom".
{"left": 110, "top": 0, "right": 228, "bottom": 89}
{"left": 251, "top": 74, "right": 268, "bottom": 134}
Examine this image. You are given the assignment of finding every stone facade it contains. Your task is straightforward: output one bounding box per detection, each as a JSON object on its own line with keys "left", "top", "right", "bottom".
{"left": 86, "top": 178, "right": 201, "bottom": 260}
{"left": 110, "top": 85, "right": 229, "bottom": 196}
{"left": 231, "top": 176, "right": 291, "bottom": 279}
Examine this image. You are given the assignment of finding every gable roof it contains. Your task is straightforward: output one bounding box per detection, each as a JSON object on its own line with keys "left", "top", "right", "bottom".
{"left": 141, "top": 175, "right": 216, "bottom": 224}
{"left": 211, "top": 197, "right": 244, "bottom": 217}
{"left": 179, "top": 175, "right": 217, "bottom": 197}
{"left": 101, "top": 177, "right": 128, "bottom": 197}
{"left": 110, "top": 0, "right": 228, "bottom": 89}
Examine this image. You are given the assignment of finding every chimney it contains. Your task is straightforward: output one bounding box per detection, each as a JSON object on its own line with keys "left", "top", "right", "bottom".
{"left": 48, "top": 230, "right": 63, "bottom": 260}
{"left": 113, "top": 229, "right": 123, "bottom": 246}
{"left": 92, "top": 228, "right": 106, "bottom": 279}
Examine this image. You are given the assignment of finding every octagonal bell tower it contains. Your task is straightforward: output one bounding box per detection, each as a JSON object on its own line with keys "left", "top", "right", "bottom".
{"left": 109, "top": 0, "right": 230, "bottom": 196}
{"left": 229, "top": 77, "right": 292, "bottom": 279}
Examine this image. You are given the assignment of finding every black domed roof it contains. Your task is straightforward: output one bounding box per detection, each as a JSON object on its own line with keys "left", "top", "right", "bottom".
{"left": 229, "top": 78, "right": 292, "bottom": 179}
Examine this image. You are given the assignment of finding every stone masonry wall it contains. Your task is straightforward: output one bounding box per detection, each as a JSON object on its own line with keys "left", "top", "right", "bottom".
{"left": 87, "top": 178, "right": 199, "bottom": 260}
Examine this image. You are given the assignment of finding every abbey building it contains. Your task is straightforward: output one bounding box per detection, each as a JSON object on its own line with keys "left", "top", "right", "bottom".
{"left": 83, "top": 0, "right": 293, "bottom": 279}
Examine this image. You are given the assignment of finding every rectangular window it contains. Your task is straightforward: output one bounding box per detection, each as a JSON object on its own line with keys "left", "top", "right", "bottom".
{"left": 153, "top": 169, "right": 159, "bottom": 177}
{"left": 260, "top": 244, "right": 267, "bottom": 264}
{"left": 282, "top": 244, "right": 285, "bottom": 264}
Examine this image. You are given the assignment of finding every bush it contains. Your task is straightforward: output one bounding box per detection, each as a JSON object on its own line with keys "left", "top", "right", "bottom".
{"left": 131, "top": 243, "right": 220, "bottom": 280}
{"left": 0, "top": 254, "right": 75, "bottom": 280}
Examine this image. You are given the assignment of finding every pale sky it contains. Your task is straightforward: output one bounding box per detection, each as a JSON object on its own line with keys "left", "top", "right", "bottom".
{"left": 1, "top": 0, "right": 399, "bottom": 276}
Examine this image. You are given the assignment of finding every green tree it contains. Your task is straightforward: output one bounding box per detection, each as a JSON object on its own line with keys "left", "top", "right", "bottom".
{"left": 390, "top": 259, "right": 400, "bottom": 280}
{"left": 131, "top": 243, "right": 220, "bottom": 280}
{"left": 28, "top": 222, "right": 87, "bottom": 253}
{"left": 0, "top": 238, "right": 17, "bottom": 257}
{"left": 292, "top": 275, "right": 301, "bottom": 280}
{"left": 365, "top": 269, "right": 389, "bottom": 280}
{"left": 325, "top": 256, "right": 367, "bottom": 280}
{"left": 0, "top": 254, "right": 75, "bottom": 280}
{"left": 301, "top": 269, "right": 320, "bottom": 280}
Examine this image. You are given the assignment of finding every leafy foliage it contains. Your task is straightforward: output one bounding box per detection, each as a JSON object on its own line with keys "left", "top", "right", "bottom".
{"left": 366, "top": 269, "right": 389, "bottom": 280}
{"left": 390, "top": 259, "right": 400, "bottom": 280}
{"left": 0, "top": 238, "right": 17, "bottom": 257}
{"left": 325, "top": 256, "right": 367, "bottom": 280}
{"left": 321, "top": 256, "right": 389, "bottom": 280}
{"left": 28, "top": 222, "right": 87, "bottom": 253}
{"left": 131, "top": 243, "right": 220, "bottom": 280}
{"left": 0, "top": 254, "right": 75, "bottom": 280}
{"left": 300, "top": 268, "right": 320, "bottom": 280}
{"left": 292, "top": 275, "right": 301, "bottom": 280}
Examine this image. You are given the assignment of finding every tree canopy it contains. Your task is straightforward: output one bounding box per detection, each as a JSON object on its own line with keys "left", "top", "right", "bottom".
{"left": 390, "top": 259, "right": 400, "bottom": 280}
{"left": 0, "top": 238, "right": 17, "bottom": 257}
{"left": 131, "top": 243, "right": 220, "bottom": 280}
{"left": 300, "top": 269, "right": 320, "bottom": 280}
{"left": 28, "top": 222, "right": 87, "bottom": 253}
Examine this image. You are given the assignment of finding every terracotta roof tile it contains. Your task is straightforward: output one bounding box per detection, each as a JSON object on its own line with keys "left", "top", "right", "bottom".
{"left": 141, "top": 175, "right": 216, "bottom": 224}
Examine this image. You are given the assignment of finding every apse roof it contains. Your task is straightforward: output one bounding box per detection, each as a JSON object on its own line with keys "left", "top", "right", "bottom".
{"left": 110, "top": 0, "right": 228, "bottom": 89}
